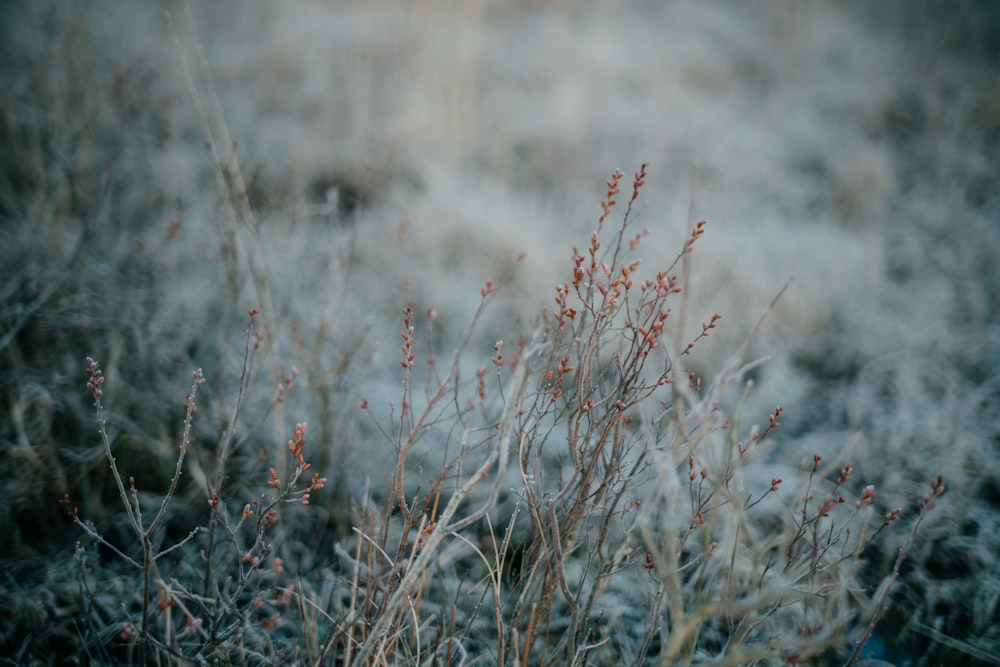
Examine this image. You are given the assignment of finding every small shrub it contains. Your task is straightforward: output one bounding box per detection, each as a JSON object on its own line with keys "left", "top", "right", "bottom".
{"left": 60, "top": 327, "right": 324, "bottom": 665}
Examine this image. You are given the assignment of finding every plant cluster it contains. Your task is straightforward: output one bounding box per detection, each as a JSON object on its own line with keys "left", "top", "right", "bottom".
{"left": 58, "top": 322, "right": 325, "bottom": 665}
{"left": 56, "top": 164, "right": 945, "bottom": 666}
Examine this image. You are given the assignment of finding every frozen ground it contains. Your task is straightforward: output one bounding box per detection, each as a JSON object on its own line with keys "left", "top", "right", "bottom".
{"left": 2, "top": 1, "right": 998, "bottom": 663}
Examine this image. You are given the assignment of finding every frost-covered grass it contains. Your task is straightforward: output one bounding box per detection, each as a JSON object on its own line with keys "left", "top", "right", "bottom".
{"left": 1, "top": 1, "right": 997, "bottom": 665}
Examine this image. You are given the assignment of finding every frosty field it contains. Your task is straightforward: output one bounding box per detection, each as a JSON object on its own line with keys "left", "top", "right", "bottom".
{"left": 1, "top": 1, "right": 997, "bottom": 665}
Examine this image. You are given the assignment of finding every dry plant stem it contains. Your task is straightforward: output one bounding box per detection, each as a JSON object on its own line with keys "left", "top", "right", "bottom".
{"left": 393, "top": 293, "right": 496, "bottom": 525}
{"left": 843, "top": 478, "right": 945, "bottom": 667}
{"left": 146, "top": 370, "right": 203, "bottom": 539}
{"left": 84, "top": 358, "right": 204, "bottom": 662}
{"left": 449, "top": 527, "right": 505, "bottom": 663}
{"left": 575, "top": 165, "right": 644, "bottom": 402}
{"left": 68, "top": 517, "right": 140, "bottom": 568}
{"left": 169, "top": 7, "right": 286, "bottom": 478}
{"left": 672, "top": 166, "right": 699, "bottom": 375}
{"left": 634, "top": 287, "right": 791, "bottom": 662}
{"left": 214, "top": 315, "right": 260, "bottom": 478}
{"left": 90, "top": 382, "right": 141, "bottom": 541}
{"left": 202, "top": 315, "right": 258, "bottom": 599}
{"left": 349, "top": 333, "right": 541, "bottom": 667}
